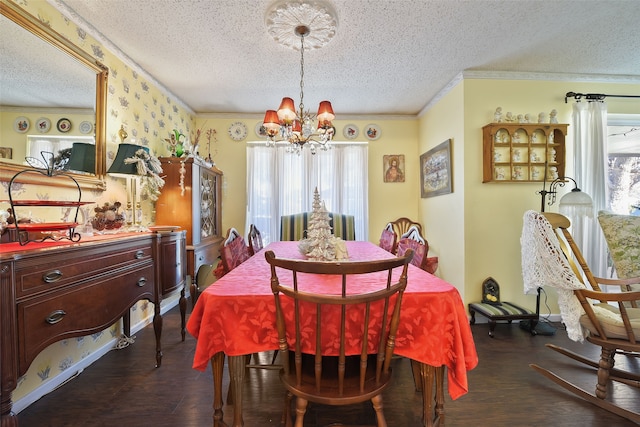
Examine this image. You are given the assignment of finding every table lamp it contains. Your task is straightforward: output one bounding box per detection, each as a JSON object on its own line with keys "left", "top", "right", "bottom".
{"left": 107, "top": 143, "right": 149, "bottom": 230}
{"left": 65, "top": 142, "right": 96, "bottom": 174}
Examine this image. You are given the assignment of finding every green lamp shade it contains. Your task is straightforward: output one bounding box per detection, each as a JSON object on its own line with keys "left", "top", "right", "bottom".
{"left": 66, "top": 142, "right": 96, "bottom": 173}
{"left": 107, "top": 143, "right": 149, "bottom": 176}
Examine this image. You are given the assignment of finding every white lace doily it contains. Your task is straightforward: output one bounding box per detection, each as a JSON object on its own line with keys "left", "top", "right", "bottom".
{"left": 521, "top": 210, "right": 587, "bottom": 341}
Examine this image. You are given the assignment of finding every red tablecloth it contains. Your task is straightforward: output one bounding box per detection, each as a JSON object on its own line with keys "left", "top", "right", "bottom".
{"left": 187, "top": 241, "right": 478, "bottom": 400}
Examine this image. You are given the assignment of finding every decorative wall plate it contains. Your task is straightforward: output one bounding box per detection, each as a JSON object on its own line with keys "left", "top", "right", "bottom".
{"left": 255, "top": 121, "right": 267, "bottom": 138}
{"left": 79, "top": 120, "right": 94, "bottom": 134}
{"left": 228, "top": 121, "right": 247, "bottom": 141}
{"left": 14, "top": 116, "right": 30, "bottom": 133}
{"left": 57, "top": 118, "right": 72, "bottom": 133}
{"left": 364, "top": 124, "right": 381, "bottom": 140}
{"left": 343, "top": 124, "right": 359, "bottom": 139}
{"left": 36, "top": 117, "right": 51, "bottom": 133}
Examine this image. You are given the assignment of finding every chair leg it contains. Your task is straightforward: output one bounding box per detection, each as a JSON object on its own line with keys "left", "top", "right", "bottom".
{"left": 371, "top": 394, "right": 387, "bottom": 427}
{"left": 596, "top": 347, "right": 615, "bottom": 399}
{"left": 294, "top": 397, "right": 308, "bottom": 427}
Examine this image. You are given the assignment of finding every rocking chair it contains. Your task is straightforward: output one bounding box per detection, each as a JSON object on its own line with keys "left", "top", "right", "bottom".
{"left": 521, "top": 211, "right": 640, "bottom": 423}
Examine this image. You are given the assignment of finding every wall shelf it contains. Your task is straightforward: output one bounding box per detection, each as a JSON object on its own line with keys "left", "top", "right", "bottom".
{"left": 482, "top": 123, "right": 568, "bottom": 183}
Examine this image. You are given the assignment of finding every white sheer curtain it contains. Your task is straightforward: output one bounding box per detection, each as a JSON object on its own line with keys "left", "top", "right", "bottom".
{"left": 246, "top": 142, "right": 368, "bottom": 244}
{"left": 572, "top": 101, "right": 609, "bottom": 277}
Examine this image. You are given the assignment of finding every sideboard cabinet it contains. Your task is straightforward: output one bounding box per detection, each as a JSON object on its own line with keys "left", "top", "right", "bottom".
{"left": 482, "top": 123, "right": 568, "bottom": 183}
{"left": 157, "top": 230, "right": 187, "bottom": 340}
{"left": 156, "top": 158, "right": 223, "bottom": 301}
{"left": 0, "top": 234, "right": 163, "bottom": 425}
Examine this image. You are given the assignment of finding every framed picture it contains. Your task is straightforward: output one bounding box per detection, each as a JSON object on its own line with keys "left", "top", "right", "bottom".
{"left": 420, "top": 139, "right": 453, "bottom": 198}
{"left": 0, "top": 147, "right": 12, "bottom": 159}
{"left": 383, "top": 154, "right": 405, "bottom": 183}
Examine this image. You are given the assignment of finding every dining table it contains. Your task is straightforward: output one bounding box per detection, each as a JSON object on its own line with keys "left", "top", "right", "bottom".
{"left": 187, "top": 241, "right": 478, "bottom": 427}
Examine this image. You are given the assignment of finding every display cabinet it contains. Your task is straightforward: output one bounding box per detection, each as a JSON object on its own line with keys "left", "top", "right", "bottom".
{"left": 155, "top": 157, "right": 223, "bottom": 302}
{"left": 482, "top": 123, "right": 568, "bottom": 183}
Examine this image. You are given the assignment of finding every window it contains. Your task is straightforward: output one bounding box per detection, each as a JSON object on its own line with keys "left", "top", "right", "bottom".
{"left": 607, "top": 115, "right": 640, "bottom": 215}
{"left": 246, "top": 142, "right": 368, "bottom": 244}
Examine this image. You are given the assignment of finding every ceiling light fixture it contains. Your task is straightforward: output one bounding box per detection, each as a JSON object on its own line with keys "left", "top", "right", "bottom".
{"left": 263, "top": 2, "right": 337, "bottom": 155}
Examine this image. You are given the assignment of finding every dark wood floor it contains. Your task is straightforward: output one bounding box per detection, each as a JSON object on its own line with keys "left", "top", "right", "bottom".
{"left": 17, "top": 305, "right": 640, "bottom": 427}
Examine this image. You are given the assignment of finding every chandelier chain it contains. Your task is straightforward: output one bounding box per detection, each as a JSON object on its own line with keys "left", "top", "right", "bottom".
{"left": 299, "top": 34, "right": 305, "bottom": 117}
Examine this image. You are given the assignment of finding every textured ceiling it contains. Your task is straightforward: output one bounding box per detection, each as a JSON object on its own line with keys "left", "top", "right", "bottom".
{"left": 12, "top": 0, "right": 640, "bottom": 116}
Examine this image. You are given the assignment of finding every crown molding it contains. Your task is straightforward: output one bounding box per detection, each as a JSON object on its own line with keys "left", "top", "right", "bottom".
{"left": 47, "top": 0, "right": 195, "bottom": 116}
{"left": 418, "top": 70, "right": 640, "bottom": 118}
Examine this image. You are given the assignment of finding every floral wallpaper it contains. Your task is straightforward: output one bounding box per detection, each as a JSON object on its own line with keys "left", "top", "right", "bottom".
{"left": 5, "top": 0, "right": 193, "bottom": 408}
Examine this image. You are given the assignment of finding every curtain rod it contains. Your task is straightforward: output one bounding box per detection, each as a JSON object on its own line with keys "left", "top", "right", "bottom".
{"left": 565, "top": 91, "right": 640, "bottom": 103}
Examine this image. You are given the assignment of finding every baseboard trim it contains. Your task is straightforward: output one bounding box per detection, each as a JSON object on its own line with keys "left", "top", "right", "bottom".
{"left": 469, "top": 313, "right": 562, "bottom": 324}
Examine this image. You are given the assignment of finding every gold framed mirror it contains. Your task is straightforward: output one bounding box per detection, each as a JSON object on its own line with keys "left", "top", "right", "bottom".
{"left": 0, "top": 0, "right": 107, "bottom": 190}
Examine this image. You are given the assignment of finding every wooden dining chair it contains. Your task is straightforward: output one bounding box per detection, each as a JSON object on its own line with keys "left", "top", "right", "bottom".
{"left": 396, "top": 225, "right": 438, "bottom": 274}
{"left": 248, "top": 223, "right": 264, "bottom": 255}
{"left": 280, "top": 212, "right": 356, "bottom": 241}
{"left": 265, "top": 249, "right": 413, "bottom": 427}
{"left": 522, "top": 211, "right": 640, "bottom": 423}
{"left": 378, "top": 222, "right": 397, "bottom": 253}
{"left": 219, "top": 227, "right": 251, "bottom": 276}
{"left": 389, "top": 217, "right": 423, "bottom": 244}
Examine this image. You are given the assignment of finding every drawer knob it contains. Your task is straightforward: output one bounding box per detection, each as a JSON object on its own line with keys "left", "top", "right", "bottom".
{"left": 136, "top": 277, "right": 147, "bottom": 287}
{"left": 43, "top": 270, "right": 63, "bottom": 283}
{"left": 46, "top": 310, "right": 67, "bottom": 325}
{"left": 135, "top": 250, "right": 145, "bottom": 259}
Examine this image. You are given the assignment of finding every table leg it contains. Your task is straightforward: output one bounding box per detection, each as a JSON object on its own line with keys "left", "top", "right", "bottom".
{"left": 210, "top": 352, "right": 227, "bottom": 427}
{"left": 418, "top": 363, "right": 445, "bottom": 427}
{"left": 228, "top": 355, "right": 246, "bottom": 427}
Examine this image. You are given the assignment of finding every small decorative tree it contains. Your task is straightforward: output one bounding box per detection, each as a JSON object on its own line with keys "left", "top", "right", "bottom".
{"left": 298, "top": 188, "right": 348, "bottom": 261}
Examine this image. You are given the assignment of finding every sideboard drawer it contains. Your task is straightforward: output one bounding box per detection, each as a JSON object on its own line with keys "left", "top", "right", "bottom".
{"left": 16, "top": 262, "right": 156, "bottom": 371}
{"left": 15, "top": 241, "right": 153, "bottom": 299}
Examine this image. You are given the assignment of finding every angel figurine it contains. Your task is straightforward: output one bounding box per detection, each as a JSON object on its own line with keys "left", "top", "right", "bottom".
{"left": 494, "top": 107, "right": 503, "bottom": 123}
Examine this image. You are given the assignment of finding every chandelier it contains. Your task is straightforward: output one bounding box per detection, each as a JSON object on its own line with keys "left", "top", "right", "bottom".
{"left": 263, "top": 2, "right": 337, "bottom": 155}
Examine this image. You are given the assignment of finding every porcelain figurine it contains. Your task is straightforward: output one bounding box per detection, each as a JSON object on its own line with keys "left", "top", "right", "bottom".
{"left": 494, "top": 107, "right": 503, "bottom": 122}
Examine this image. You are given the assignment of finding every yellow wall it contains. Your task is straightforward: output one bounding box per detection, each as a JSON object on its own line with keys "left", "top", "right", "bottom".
{"left": 418, "top": 78, "right": 640, "bottom": 314}
{"left": 418, "top": 83, "right": 466, "bottom": 293}
{"left": 195, "top": 116, "right": 420, "bottom": 240}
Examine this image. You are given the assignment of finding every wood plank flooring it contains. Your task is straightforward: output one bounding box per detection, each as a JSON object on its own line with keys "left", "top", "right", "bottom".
{"left": 17, "top": 305, "right": 640, "bottom": 426}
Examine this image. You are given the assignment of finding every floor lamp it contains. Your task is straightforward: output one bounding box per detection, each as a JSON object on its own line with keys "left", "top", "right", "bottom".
{"left": 521, "top": 168, "right": 594, "bottom": 335}
{"left": 107, "top": 143, "right": 148, "bottom": 231}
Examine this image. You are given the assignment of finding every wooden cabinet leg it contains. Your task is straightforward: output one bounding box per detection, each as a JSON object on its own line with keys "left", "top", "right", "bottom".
{"left": 153, "top": 303, "right": 162, "bottom": 368}
{"left": 179, "top": 284, "right": 187, "bottom": 341}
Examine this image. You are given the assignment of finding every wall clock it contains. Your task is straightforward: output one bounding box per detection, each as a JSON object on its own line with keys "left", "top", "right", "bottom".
{"left": 228, "top": 121, "right": 248, "bottom": 141}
